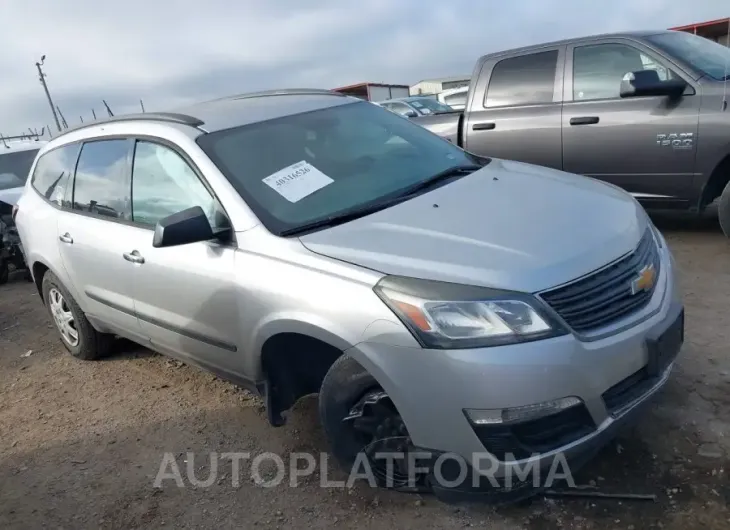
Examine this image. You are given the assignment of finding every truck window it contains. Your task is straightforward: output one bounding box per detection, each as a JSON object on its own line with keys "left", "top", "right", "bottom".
{"left": 573, "top": 44, "right": 678, "bottom": 101}
{"left": 485, "top": 50, "right": 558, "bottom": 108}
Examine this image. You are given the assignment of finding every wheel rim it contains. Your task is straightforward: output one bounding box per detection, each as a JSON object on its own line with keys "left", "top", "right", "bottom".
{"left": 48, "top": 288, "right": 79, "bottom": 347}
{"left": 342, "top": 389, "right": 428, "bottom": 490}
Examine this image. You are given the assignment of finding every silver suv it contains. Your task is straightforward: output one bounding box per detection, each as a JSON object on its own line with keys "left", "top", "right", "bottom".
{"left": 16, "top": 89, "right": 684, "bottom": 500}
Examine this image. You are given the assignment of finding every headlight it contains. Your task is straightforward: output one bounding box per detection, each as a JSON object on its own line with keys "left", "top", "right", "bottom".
{"left": 649, "top": 222, "right": 664, "bottom": 248}
{"left": 374, "top": 276, "right": 568, "bottom": 349}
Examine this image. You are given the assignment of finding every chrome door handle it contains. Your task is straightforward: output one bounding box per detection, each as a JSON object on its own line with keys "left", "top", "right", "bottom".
{"left": 59, "top": 233, "right": 73, "bottom": 244}
{"left": 122, "top": 250, "right": 145, "bottom": 264}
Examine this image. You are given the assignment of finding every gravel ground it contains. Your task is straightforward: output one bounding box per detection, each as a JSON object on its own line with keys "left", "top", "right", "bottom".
{"left": 1, "top": 213, "right": 729, "bottom": 529}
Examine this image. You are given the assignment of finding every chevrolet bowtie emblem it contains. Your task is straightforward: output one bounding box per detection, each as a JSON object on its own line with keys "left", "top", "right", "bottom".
{"left": 631, "top": 264, "right": 656, "bottom": 295}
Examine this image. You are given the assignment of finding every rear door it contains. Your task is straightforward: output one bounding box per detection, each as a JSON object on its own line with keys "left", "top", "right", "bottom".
{"left": 561, "top": 39, "right": 700, "bottom": 203}
{"left": 125, "top": 139, "right": 241, "bottom": 376}
{"left": 56, "top": 139, "right": 147, "bottom": 342}
{"left": 463, "top": 46, "right": 565, "bottom": 169}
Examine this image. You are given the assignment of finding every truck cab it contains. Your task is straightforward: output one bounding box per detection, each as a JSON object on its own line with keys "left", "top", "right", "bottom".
{"left": 413, "top": 30, "right": 730, "bottom": 235}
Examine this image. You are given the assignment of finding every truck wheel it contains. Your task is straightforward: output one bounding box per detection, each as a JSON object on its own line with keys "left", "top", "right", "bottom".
{"left": 41, "top": 271, "right": 113, "bottom": 360}
{"left": 318, "top": 354, "right": 428, "bottom": 490}
{"left": 719, "top": 180, "right": 730, "bottom": 238}
{"left": 0, "top": 259, "right": 8, "bottom": 285}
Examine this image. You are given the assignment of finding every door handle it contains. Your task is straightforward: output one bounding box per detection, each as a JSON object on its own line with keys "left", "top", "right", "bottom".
{"left": 123, "top": 250, "right": 145, "bottom": 264}
{"left": 472, "top": 122, "right": 496, "bottom": 131}
{"left": 569, "top": 116, "right": 600, "bottom": 126}
{"left": 59, "top": 233, "right": 73, "bottom": 244}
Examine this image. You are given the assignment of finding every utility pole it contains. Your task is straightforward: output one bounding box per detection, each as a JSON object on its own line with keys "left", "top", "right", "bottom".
{"left": 35, "top": 55, "right": 62, "bottom": 133}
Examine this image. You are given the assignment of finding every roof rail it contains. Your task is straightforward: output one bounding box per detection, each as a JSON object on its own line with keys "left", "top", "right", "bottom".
{"left": 228, "top": 88, "right": 347, "bottom": 101}
{"left": 55, "top": 112, "right": 205, "bottom": 138}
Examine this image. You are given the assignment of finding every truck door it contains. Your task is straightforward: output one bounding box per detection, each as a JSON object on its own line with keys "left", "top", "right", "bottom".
{"left": 463, "top": 46, "right": 565, "bottom": 170}
{"left": 561, "top": 39, "right": 700, "bottom": 205}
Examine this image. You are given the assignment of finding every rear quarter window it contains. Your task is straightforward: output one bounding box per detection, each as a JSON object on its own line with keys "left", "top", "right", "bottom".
{"left": 30, "top": 144, "right": 80, "bottom": 207}
{"left": 485, "top": 50, "right": 558, "bottom": 108}
{"left": 0, "top": 149, "right": 40, "bottom": 191}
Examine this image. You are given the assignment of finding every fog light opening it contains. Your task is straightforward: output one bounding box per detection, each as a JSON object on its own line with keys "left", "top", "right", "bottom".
{"left": 465, "top": 396, "right": 583, "bottom": 426}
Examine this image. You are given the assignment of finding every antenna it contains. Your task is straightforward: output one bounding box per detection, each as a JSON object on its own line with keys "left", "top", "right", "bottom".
{"left": 102, "top": 99, "right": 114, "bottom": 117}
{"left": 91, "top": 108, "right": 97, "bottom": 120}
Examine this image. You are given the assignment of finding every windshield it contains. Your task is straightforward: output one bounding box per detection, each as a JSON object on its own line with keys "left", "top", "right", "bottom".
{"left": 646, "top": 31, "right": 730, "bottom": 80}
{"left": 407, "top": 98, "right": 454, "bottom": 114}
{"left": 197, "top": 100, "right": 479, "bottom": 235}
{"left": 0, "top": 149, "right": 39, "bottom": 191}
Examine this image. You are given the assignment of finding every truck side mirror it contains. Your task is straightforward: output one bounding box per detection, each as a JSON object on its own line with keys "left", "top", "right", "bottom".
{"left": 619, "top": 70, "right": 687, "bottom": 99}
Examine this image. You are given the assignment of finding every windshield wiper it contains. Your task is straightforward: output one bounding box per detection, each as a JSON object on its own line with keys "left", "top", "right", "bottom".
{"left": 390, "top": 163, "right": 482, "bottom": 198}
{"left": 279, "top": 197, "right": 405, "bottom": 236}
{"left": 280, "top": 164, "right": 482, "bottom": 237}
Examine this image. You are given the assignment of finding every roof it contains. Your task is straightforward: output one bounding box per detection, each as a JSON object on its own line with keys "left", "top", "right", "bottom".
{"left": 0, "top": 138, "right": 47, "bottom": 154}
{"left": 332, "top": 82, "right": 410, "bottom": 91}
{"left": 475, "top": 30, "right": 668, "bottom": 60}
{"left": 412, "top": 76, "right": 470, "bottom": 85}
{"left": 669, "top": 17, "right": 730, "bottom": 32}
{"left": 49, "top": 89, "right": 361, "bottom": 143}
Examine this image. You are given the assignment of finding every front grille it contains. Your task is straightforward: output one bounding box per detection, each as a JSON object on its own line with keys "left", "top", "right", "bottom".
{"left": 470, "top": 404, "right": 596, "bottom": 461}
{"left": 540, "top": 229, "right": 660, "bottom": 333}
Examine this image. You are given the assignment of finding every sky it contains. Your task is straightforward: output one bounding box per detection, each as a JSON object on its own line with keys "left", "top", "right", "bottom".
{"left": 1, "top": 0, "right": 728, "bottom": 135}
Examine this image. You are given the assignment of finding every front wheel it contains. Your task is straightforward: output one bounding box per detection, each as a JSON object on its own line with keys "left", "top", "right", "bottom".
{"left": 41, "top": 271, "right": 113, "bottom": 360}
{"left": 318, "top": 355, "right": 428, "bottom": 490}
{"left": 718, "top": 180, "right": 730, "bottom": 238}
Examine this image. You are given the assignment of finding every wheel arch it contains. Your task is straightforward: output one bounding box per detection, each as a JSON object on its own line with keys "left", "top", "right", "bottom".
{"left": 252, "top": 315, "right": 365, "bottom": 427}
{"left": 699, "top": 152, "right": 730, "bottom": 210}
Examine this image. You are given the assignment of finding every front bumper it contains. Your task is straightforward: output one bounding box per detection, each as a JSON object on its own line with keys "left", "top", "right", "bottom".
{"left": 346, "top": 235, "right": 683, "bottom": 498}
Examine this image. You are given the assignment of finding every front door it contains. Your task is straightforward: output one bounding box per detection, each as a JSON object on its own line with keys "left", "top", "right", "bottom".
{"left": 561, "top": 40, "right": 701, "bottom": 203}
{"left": 56, "top": 138, "right": 146, "bottom": 342}
{"left": 463, "top": 47, "right": 565, "bottom": 170}
{"left": 126, "top": 139, "right": 241, "bottom": 377}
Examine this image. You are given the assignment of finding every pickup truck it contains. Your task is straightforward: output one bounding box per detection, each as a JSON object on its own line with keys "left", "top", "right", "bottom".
{"left": 412, "top": 30, "right": 730, "bottom": 237}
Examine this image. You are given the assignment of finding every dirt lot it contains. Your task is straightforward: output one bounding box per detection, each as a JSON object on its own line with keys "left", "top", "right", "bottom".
{"left": 1, "top": 214, "right": 729, "bottom": 529}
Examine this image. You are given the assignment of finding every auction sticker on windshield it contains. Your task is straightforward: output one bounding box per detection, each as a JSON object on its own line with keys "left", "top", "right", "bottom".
{"left": 262, "top": 161, "right": 334, "bottom": 203}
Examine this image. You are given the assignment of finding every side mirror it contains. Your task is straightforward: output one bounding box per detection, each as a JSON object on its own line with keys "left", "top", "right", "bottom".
{"left": 153, "top": 206, "right": 214, "bottom": 248}
{"left": 620, "top": 70, "right": 687, "bottom": 99}
{"left": 403, "top": 109, "right": 418, "bottom": 118}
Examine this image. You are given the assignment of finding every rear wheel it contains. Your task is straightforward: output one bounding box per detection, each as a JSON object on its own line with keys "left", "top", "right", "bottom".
{"left": 318, "top": 354, "right": 429, "bottom": 490}
{"left": 41, "top": 271, "right": 113, "bottom": 360}
{"left": 719, "top": 180, "right": 730, "bottom": 238}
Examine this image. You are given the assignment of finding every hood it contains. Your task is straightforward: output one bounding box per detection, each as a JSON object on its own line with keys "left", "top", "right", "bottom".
{"left": 0, "top": 187, "right": 23, "bottom": 207}
{"left": 300, "top": 159, "right": 647, "bottom": 293}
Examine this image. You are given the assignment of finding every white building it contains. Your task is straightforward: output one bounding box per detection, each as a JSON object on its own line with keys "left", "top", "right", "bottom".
{"left": 409, "top": 76, "right": 470, "bottom": 96}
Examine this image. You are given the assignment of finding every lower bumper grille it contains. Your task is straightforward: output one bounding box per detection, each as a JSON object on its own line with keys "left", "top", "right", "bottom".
{"left": 540, "top": 229, "right": 660, "bottom": 333}
{"left": 469, "top": 405, "right": 596, "bottom": 461}
{"left": 602, "top": 367, "right": 657, "bottom": 415}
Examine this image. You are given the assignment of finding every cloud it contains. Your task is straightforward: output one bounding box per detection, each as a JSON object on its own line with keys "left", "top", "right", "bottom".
{"left": 0, "top": 0, "right": 727, "bottom": 133}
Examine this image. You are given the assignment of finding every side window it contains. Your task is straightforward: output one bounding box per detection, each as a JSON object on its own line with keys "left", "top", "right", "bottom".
{"left": 485, "top": 50, "right": 558, "bottom": 108}
{"left": 30, "top": 144, "right": 79, "bottom": 207}
{"left": 573, "top": 44, "right": 678, "bottom": 101}
{"left": 391, "top": 102, "right": 415, "bottom": 116}
{"left": 73, "top": 140, "right": 131, "bottom": 219}
{"left": 131, "top": 141, "right": 221, "bottom": 228}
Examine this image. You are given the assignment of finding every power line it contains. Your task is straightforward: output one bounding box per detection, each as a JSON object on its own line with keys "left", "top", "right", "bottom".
{"left": 35, "top": 55, "right": 62, "bottom": 133}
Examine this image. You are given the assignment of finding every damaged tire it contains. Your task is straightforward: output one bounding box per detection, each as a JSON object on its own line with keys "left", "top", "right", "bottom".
{"left": 318, "top": 354, "right": 427, "bottom": 490}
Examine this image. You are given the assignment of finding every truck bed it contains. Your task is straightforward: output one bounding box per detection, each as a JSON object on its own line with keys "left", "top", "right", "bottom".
{"left": 410, "top": 112, "right": 463, "bottom": 146}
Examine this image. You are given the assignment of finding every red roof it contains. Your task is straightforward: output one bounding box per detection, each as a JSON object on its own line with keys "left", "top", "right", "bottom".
{"left": 669, "top": 17, "right": 730, "bottom": 32}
